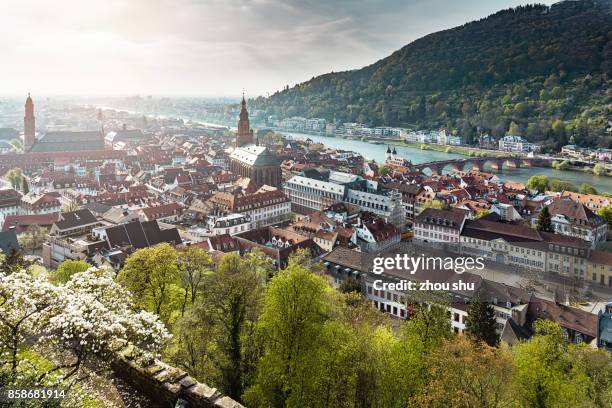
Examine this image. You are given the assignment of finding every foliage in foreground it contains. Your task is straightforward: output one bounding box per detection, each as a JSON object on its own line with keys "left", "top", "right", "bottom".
{"left": 1, "top": 245, "right": 611, "bottom": 407}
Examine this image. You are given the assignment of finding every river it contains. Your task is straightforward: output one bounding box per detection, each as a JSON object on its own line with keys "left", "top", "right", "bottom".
{"left": 286, "top": 132, "right": 612, "bottom": 193}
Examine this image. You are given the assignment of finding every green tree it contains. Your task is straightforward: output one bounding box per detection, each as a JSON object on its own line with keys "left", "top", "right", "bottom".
{"left": 168, "top": 305, "right": 216, "bottom": 382}
{"left": 413, "top": 337, "right": 514, "bottom": 407}
{"left": 508, "top": 121, "right": 521, "bottom": 135}
{"left": 526, "top": 175, "right": 550, "bottom": 193}
{"left": 117, "top": 243, "right": 181, "bottom": 324}
{"left": 465, "top": 298, "right": 499, "bottom": 346}
{"left": 550, "top": 179, "right": 576, "bottom": 192}
{"left": 593, "top": 164, "right": 606, "bottom": 176}
{"left": 597, "top": 205, "right": 612, "bottom": 229}
{"left": 552, "top": 160, "right": 570, "bottom": 170}
{"left": 552, "top": 119, "right": 566, "bottom": 138}
{"left": 54, "top": 260, "right": 91, "bottom": 284}
{"left": 1, "top": 248, "right": 28, "bottom": 275}
{"left": 580, "top": 183, "right": 598, "bottom": 195}
{"left": 423, "top": 199, "right": 446, "bottom": 210}
{"left": 475, "top": 209, "right": 490, "bottom": 219}
{"left": 512, "top": 320, "right": 589, "bottom": 408}
{"left": 245, "top": 248, "right": 275, "bottom": 285}
{"left": 201, "top": 253, "right": 263, "bottom": 400}
{"left": 378, "top": 164, "right": 390, "bottom": 176}
{"left": 570, "top": 346, "right": 612, "bottom": 407}
{"left": 536, "top": 206, "right": 554, "bottom": 233}
{"left": 244, "top": 263, "right": 330, "bottom": 407}
{"left": 5, "top": 168, "right": 22, "bottom": 190}
{"left": 177, "top": 245, "right": 213, "bottom": 314}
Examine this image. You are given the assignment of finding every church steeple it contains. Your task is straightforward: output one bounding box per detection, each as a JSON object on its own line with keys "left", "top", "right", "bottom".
{"left": 97, "top": 109, "right": 105, "bottom": 135}
{"left": 24, "top": 93, "right": 35, "bottom": 151}
{"left": 235, "top": 91, "right": 254, "bottom": 147}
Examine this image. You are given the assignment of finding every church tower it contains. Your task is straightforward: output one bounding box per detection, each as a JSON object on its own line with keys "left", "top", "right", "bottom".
{"left": 97, "top": 109, "right": 104, "bottom": 135}
{"left": 24, "top": 93, "right": 35, "bottom": 151}
{"left": 235, "top": 93, "right": 254, "bottom": 147}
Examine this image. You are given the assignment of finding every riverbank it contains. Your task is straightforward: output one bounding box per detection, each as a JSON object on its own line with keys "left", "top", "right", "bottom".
{"left": 384, "top": 139, "right": 509, "bottom": 158}
{"left": 285, "top": 132, "right": 612, "bottom": 193}
{"left": 282, "top": 131, "right": 610, "bottom": 177}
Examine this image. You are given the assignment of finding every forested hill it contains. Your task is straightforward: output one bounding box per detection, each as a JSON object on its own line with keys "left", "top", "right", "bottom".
{"left": 252, "top": 0, "right": 612, "bottom": 150}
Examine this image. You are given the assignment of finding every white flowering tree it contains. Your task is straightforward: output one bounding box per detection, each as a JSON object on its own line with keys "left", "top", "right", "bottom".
{"left": 0, "top": 267, "right": 170, "bottom": 387}
{"left": 0, "top": 271, "right": 63, "bottom": 381}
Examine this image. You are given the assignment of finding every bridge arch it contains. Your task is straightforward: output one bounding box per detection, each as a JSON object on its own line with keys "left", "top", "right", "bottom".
{"left": 440, "top": 162, "right": 463, "bottom": 174}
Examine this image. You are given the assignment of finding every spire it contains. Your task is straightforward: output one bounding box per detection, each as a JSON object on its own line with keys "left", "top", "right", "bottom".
{"left": 24, "top": 93, "right": 35, "bottom": 151}
{"left": 392, "top": 147, "right": 397, "bottom": 155}
{"left": 236, "top": 90, "right": 253, "bottom": 147}
{"left": 386, "top": 145, "right": 391, "bottom": 154}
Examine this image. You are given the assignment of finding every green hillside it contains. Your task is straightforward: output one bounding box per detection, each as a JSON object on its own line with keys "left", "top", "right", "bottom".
{"left": 253, "top": 1, "right": 612, "bottom": 150}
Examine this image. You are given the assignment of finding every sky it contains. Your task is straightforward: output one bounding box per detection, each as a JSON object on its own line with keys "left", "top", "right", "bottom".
{"left": 0, "top": 0, "right": 555, "bottom": 97}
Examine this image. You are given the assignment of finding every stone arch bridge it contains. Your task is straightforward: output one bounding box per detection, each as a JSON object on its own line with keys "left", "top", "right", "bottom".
{"left": 413, "top": 156, "right": 553, "bottom": 176}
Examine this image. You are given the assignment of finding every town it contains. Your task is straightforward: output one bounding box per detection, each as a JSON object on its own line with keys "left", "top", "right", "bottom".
{"left": 0, "top": 93, "right": 609, "bottom": 354}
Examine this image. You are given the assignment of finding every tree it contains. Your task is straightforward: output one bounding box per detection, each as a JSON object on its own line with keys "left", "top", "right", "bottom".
{"left": 580, "top": 183, "right": 598, "bottom": 195}
{"left": 552, "top": 119, "right": 566, "bottom": 138}
{"left": 339, "top": 277, "right": 361, "bottom": 293}
{"left": 8, "top": 139, "right": 23, "bottom": 154}
{"left": 526, "top": 175, "right": 550, "bottom": 193}
{"left": 550, "top": 179, "right": 576, "bottom": 192}
{"left": 18, "top": 224, "right": 48, "bottom": 254}
{"left": 177, "top": 245, "right": 213, "bottom": 314}
{"left": 570, "top": 346, "right": 612, "bottom": 407}
{"left": 413, "top": 337, "right": 514, "bottom": 407}
{"left": 244, "top": 263, "right": 330, "bottom": 407}
{"left": 117, "top": 243, "right": 181, "bottom": 324}
{"left": 1, "top": 247, "right": 28, "bottom": 275}
{"left": 5, "top": 168, "right": 22, "bottom": 190}
{"left": 593, "top": 163, "right": 606, "bottom": 176}
{"left": 378, "top": 164, "right": 390, "bottom": 176}
{"left": 597, "top": 206, "right": 612, "bottom": 229}
{"left": 508, "top": 121, "right": 521, "bottom": 135}
{"left": 200, "top": 253, "right": 262, "bottom": 400}
{"left": 54, "top": 260, "right": 91, "bottom": 284}
{"left": 552, "top": 160, "right": 570, "bottom": 170}
{"left": 475, "top": 209, "right": 490, "bottom": 219}
{"left": 0, "top": 269, "right": 169, "bottom": 388}
{"left": 169, "top": 305, "right": 216, "bottom": 382}
{"left": 512, "top": 320, "right": 590, "bottom": 408}
{"left": 244, "top": 248, "right": 275, "bottom": 285}
{"left": 465, "top": 298, "right": 499, "bottom": 346}
{"left": 536, "top": 206, "right": 554, "bottom": 233}
{"left": 423, "top": 199, "right": 447, "bottom": 210}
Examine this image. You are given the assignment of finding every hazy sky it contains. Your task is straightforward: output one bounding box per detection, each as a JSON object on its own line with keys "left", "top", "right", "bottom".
{"left": 0, "top": 0, "right": 554, "bottom": 97}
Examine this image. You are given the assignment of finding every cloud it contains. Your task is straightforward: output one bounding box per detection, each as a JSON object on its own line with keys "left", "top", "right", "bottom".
{"left": 0, "top": 0, "right": 555, "bottom": 96}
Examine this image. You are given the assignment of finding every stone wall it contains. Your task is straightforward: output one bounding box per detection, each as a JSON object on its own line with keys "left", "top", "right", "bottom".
{"left": 112, "top": 346, "right": 244, "bottom": 408}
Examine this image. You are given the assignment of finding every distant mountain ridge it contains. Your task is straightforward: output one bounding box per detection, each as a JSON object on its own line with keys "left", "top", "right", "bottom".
{"left": 253, "top": 0, "right": 612, "bottom": 150}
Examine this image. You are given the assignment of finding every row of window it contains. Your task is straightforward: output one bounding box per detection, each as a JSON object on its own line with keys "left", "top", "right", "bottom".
{"left": 508, "top": 256, "right": 544, "bottom": 268}
{"left": 366, "top": 285, "right": 406, "bottom": 304}
{"left": 415, "top": 229, "right": 459, "bottom": 242}
{"left": 236, "top": 200, "right": 289, "bottom": 212}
